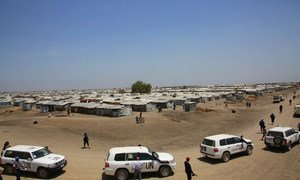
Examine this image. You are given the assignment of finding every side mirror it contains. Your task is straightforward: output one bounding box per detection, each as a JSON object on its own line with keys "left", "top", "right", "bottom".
{"left": 27, "top": 158, "right": 32, "bottom": 161}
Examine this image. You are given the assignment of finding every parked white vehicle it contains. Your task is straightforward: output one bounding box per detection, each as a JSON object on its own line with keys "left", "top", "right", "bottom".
{"left": 103, "top": 146, "right": 176, "bottom": 180}
{"left": 0, "top": 145, "right": 67, "bottom": 179}
{"left": 294, "top": 105, "right": 300, "bottom": 117}
{"left": 273, "top": 96, "right": 280, "bottom": 103}
{"left": 278, "top": 95, "right": 285, "bottom": 101}
{"left": 200, "top": 134, "right": 253, "bottom": 162}
{"left": 265, "top": 126, "right": 300, "bottom": 151}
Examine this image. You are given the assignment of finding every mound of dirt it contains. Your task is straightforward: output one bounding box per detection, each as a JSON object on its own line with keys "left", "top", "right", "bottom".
{"left": 196, "top": 107, "right": 215, "bottom": 112}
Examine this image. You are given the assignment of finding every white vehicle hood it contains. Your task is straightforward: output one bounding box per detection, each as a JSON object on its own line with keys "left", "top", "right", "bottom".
{"left": 34, "top": 153, "right": 65, "bottom": 164}
{"left": 157, "top": 152, "right": 174, "bottom": 161}
{"left": 244, "top": 138, "right": 252, "bottom": 144}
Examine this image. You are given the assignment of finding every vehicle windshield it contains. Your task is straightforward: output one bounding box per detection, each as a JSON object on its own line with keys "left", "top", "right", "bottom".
{"left": 32, "top": 148, "right": 51, "bottom": 159}
{"left": 267, "top": 131, "right": 284, "bottom": 138}
{"left": 147, "top": 147, "right": 159, "bottom": 159}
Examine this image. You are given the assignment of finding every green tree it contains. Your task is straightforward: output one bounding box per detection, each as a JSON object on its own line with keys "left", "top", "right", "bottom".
{"left": 131, "top": 81, "right": 152, "bottom": 94}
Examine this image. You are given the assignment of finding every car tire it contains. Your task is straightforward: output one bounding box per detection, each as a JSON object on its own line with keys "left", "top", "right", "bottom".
{"left": 115, "top": 169, "right": 129, "bottom": 180}
{"left": 37, "top": 167, "right": 50, "bottom": 179}
{"left": 4, "top": 164, "right": 14, "bottom": 175}
{"left": 245, "top": 145, "right": 253, "bottom": 155}
{"left": 273, "top": 136, "right": 283, "bottom": 145}
{"left": 222, "top": 152, "right": 230, "bottom": 162}
{"left": 286, "top": 142, "right": 292, "bottom": 151}
{"left": 159, "top": 166, "right": 171, "bottom": 177}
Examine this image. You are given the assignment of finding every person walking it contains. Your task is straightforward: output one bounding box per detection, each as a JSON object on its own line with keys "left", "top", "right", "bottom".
{"left": 0, "top": 167, "right": 3, "bottom": 180}
{"left": 13, "top": 157, "right": 24, "bottom": 180}
{"left": 184, "top": 157, "right": 195, "bottom": 180}
{"left": 298, "top": 123, "right": 300, "bottom": 132}
{"left": 279, "top": 105, "right": 283, "bottom": 113}
{"left": 259, "top": 119, "right": 265, "bottom": 133}
{"left": 262, "top": 127, "right": 267, "bottom": 140}
{"left": 83, "top": 133, "right": 89, "bottom": 148}
{"left": 289, "top": 99, "right": 292, "bottom": 106}
{"left": 132, "top": 156, "right": 143, "bottom": 180}
{"left": 1, "top": 141, "right": 11, "bottom": 155}
{"left": 270, "top": 113, "right": 275, "bottom": 125}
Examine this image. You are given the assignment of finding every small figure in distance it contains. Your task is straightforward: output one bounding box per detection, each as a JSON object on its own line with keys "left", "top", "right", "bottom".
{"left": 83, "top": 133, "right": 90, "bottom": 148}
{"left": 262, "top": 127, "right": 267, "bottom": 140}
{"left": 270, "top": 113, "right": 275, "bottom": 125}
{"left": 135, "top": 116, "right": 140, "bottom": 124}
{"left": 259, "top": 119, "right": 265, "bottom": 133}
{"left": 279, "top": 105, "right": 283, "bottom": 113}
{"left": 173, "top": 103, "right": 176, "bottom": 110}
{"left": 289, "top": 99, "right": 292, "bottom": 106}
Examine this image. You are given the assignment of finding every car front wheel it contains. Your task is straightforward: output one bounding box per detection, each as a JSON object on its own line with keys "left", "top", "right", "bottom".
{"left": 222, "top": 152, "right": 230, "bottom": 162}
{"left": 286, "top": 142, "right": 292, "bottom": 151}
{"left": 4, "top": 164, "right": 14, "bottom": 175}
{"left": 115, "top": 169, "right": 129, "bottom": 180}
{"left": 159, "top": 166, "right": 171, "bottom": 177}
{"left": 37, "top": 167, "right": 50, "bottom": 179}
{"left": 245, "top": 146, "right": 253, "bottom": 155}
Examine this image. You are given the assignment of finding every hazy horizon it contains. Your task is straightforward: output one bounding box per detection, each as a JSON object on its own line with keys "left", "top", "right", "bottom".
{"left": 1, "top": 0, "right": 300, "bottom": 92}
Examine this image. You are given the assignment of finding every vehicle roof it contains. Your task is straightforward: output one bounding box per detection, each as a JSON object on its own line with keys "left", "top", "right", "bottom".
{"left": 268, "top": 126, "right": 292, "bottom": 132}
{"left": 295, "top": 104, "right": 300, "bottom": 108}
{"left": 109, "top": 146, "right": 149, "bottom": 154}
{"left": 204, "top": 134, "right": 238, "bottom": 140}
{"left": 5, "top": 145, "right": 44, "bottom": 152}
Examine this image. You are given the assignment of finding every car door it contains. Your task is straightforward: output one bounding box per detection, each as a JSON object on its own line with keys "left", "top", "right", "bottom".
{"left": 226, "top": 138, "right": 242, "bottom": 154}
{"left": 18, "top": 152, "right": 33, "bottom": 172}
{"left": 225, "top": 138, "right": 236, "bottom": 154}
{"left": 125, "top": 153, "right": 138, "bottom": 173}
{"left": 233, "top": 137, "right": 245, "bottom": 153}
{"left": 139, "top": 153, "right": 155, "bottom": 173}
{"left": 289, "top": 129, "right": 297, "bottom": 143}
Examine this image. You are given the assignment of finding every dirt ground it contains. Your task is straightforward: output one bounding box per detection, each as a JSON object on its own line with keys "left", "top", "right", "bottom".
{"left": 1, "top": 88, "right": 300, "bottom": 180}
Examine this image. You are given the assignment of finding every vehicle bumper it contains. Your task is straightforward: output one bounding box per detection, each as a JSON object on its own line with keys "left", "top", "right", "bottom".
{"left": 50, "top": 160, "right": 67, "bottom": 172}
{"left": 103, "top": 168, "right": 115, "bottom": 176}
{"left": 200, "top": 150, "right": 222, "bottom": 159}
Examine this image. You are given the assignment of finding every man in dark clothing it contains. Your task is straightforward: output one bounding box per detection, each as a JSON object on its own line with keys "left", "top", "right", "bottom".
{"left": 83, "top": 133, "right": 89, "bottom": 148}
{"left": 279, "top": 105, "right": 283, "bottom": 113}
{"left": 259, "top": 119, "right": 265, "bottom": 133}
{"left": 270, "top": 113, "right": 275, "bottom": 125}
{"left": 184, "top": 157, "right": 195, "bottom": 180}
{"left": 289, "top": 99, "right": 292, "bottom": 105}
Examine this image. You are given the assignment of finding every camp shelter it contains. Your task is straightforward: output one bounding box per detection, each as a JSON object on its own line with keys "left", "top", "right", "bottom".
{"left": 151, "top": 99, "right": 173, "bottom": 109}
{"left": 71, "top": 102, "right": 99, "bottom": 115}
{"left": 183, "top": 102, "right": 197, "bottom": 112}
{"left": 122, "top": 101, "right": 156, "bottom": 112}
{"left": 170, "top": 97, "right": 187, "bottom": 105}
{"left": 37, "top": 101, "right": 73, "bottom": 113}
{"left": 20, "top": 100, "right": 37, "bottom": 111}
{"left": 96, "top": 104, "right": 132, "bottom": 117}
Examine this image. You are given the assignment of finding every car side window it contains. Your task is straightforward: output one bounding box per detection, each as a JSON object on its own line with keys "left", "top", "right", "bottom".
{"left": 220, "top": 139, "right": 226, "bottom": 146}
{"left": 233, "top": 137, "right": 242, "bottom": 143}
{"left": 226, "top": 138, "right": 235, "bottom": 145}
{"left": 290, "top": 129, "right": 295, "bottom": 134}
{"left": 139, "top": 153, "right": 152, "bottom": 161}
{"left": 4, "top": 150, "right": 15, "bottom": 158}
{"left": 126, "top": 153, "right": 138, "bottom": 161}
{"left": 114, "top": 153, "right": 125, "bottom": 161}
{"left": 285, "top": 130, "right": 291, "bottom": 137}
{"left": 19, "top": 152, "right": 32, "bottom": 160}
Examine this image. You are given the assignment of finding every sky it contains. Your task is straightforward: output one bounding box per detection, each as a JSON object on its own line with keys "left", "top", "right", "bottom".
{"left": 0, "top": 0, "right": 299, "bottom": 92}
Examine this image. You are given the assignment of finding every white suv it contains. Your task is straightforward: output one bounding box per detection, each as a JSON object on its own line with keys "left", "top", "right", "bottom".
{"left": 265, "top": 126, "right": 300, "bottom": 151}
{"left": 0, "top": 145, "right": 67, "bottom": 179}
{"left": 103, "top": 146, "right": 176, "bottom": 180}
{"left": 200, "top": 134, "right": 253, "bottom": 162}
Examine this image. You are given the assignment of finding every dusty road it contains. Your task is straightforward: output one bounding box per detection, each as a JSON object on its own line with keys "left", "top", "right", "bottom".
{"left": 0, "top": 89, "right": 299, "bottom": 180}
